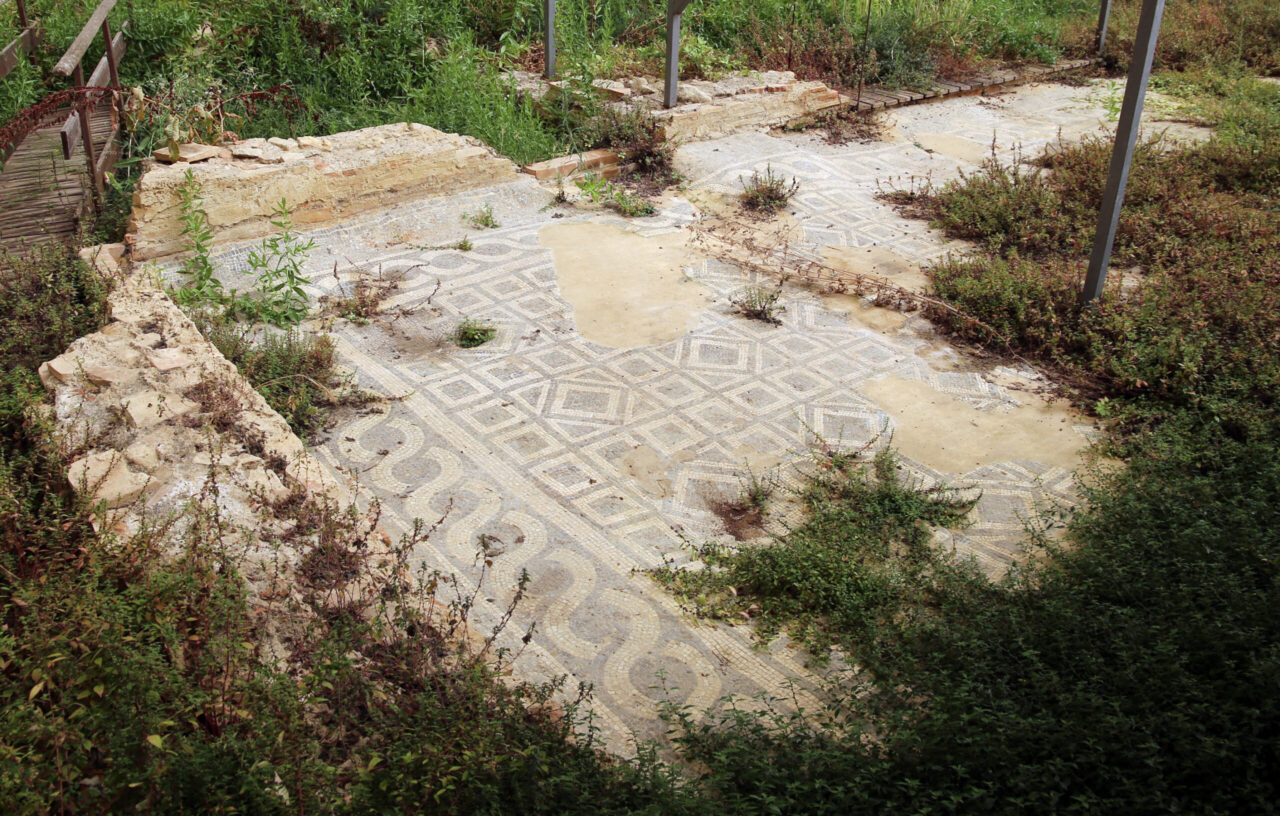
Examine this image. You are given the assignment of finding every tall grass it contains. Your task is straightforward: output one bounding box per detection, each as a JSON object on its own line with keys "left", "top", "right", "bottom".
{"left": 2, "top": 0, "right": 1103, "bottom": 167}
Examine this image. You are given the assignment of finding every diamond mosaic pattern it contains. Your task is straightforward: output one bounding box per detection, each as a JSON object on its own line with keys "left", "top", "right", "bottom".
{"left": 192, "top": 81, "right": 1126, "bottom": 753}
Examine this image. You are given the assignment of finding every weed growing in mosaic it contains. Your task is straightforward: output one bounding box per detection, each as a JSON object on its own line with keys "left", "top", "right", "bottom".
{"left": 655, "top": 445, "right": 976, "bottom": 659}
{"left": 233, "top": 199, "right": 315, "bottom": 327}
{"left": 576, "top": 172, "right": 656, "bottom": 217}
{"left": 463, "top": 203, "right": 500, "bottom": 229}
{"left": 739, "top": 166, "right": 799, "bottom": 213}
{"left": 453, "top": 317, "right": 497, "bottom": 348}
{"left": 729, "top": 278, "right": 788, "bottom": 324}
{"left": 194, "top": 316, "right": 376, "bottom": 442}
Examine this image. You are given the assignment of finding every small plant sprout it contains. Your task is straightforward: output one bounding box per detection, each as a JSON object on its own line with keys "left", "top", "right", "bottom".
{"left": 730, "top": 276, "right": 789, "bottom": 325}
{"left": 463, "top": 204, "right": 500, "bottom": 229}
{"left": 740, "top": 165, "right": 800, "bottom": 213}
{"left": 453, "top": 317, "right": 496, "bottom": 348}
{"left": 739, "top": 467, "right": 780, "bottom": 511}
{"left": 575, "top": 172, "right": 656, "bottom": 217}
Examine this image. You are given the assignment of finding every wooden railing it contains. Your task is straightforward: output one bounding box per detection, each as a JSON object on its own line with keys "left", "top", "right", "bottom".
{"left": 51, "top": 0, "right": 127, "bottom": 203}
{"left": 0, "top": 0, "right": 43, "bottom": 162}
{"left": 1, "top": 0, "right": 42, "bottom": 80}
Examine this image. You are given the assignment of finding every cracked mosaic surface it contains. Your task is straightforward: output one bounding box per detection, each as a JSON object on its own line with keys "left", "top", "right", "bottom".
{"left": 190, "top": 80, "right": 1166, "bottom": 752}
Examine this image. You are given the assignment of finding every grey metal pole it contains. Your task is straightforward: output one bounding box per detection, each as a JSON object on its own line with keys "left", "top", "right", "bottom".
{"left": 544, "top": 0, "right": 556, "bottom": 79}
{"left": 663, "top": 0, "right": 693, "bottom": 108}
{"left": 1081, "top": 0, "right": 1165, "bottom": 305}
{"left": 1096, "top": 0, "right": 1113, "bottom": 54}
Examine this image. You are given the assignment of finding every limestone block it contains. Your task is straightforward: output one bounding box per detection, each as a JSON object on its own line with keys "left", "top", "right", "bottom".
{"left": 124, "top": 439, "right": 161, "bottom": 470}
{"left": 40, "top": 353, "right": 81, "bottom": 387}
{"left": 129, "top": 123, "right": 521, "bottom": 260}
{"left": 99, "top": 322, "right": 135, "bottom": 341}
{"left": 153, "top": 143, "right": 222, "bottom": 164}
{"left": 677, "top": 84, "right": 714, "bottom": 104}
{"left": 593, "top": 79, "right": 631, "bottom": 100}
{"left": 654, "top": 80, "right": 841, "bottom": 142}
{"left": 123, "top": 389, "right": 198, "bottom": 429}
{"left": 69, "top": 451, "right": 150, "bottom": 508}
{"left": 243, "top": 467, "right": 290, "bottom": 503}
{"left": 84, "top": 364, "right": 137, "bottom": 387}
{"left": 147, "top": 348, "right": 194, "bottom": 372}
{"left": 627, "top": 77, "right": 659, "bottom": 95}
{"left": 78, "top": 243, "right": 126, "bottom": 275}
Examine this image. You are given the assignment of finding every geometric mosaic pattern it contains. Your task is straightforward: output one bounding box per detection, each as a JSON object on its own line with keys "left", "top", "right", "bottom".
{"left": 197, "top": 81, "right": 1133, "bottom": 752}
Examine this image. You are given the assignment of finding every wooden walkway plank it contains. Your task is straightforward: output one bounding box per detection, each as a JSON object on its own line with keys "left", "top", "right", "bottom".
{"left": 0, "top": 106, "right": 115, "bottom": 251}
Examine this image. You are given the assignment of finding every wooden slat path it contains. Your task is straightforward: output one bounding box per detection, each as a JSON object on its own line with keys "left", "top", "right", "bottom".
{"left": 0, "top": 105, "right": 114, "bottom": 251}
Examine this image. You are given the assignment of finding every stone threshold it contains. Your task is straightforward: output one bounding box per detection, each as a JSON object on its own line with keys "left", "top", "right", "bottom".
{"left": 520, "top": 58, "right": 1096, "bottom": 180}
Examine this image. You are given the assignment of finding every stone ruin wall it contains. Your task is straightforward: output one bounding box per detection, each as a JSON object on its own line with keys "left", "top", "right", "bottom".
{"left": 127, "top": 123, "right": 522, "bottom": 261}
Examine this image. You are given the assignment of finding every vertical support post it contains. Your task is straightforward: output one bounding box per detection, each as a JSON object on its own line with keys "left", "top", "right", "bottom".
{"left": 1095, "top": 0, "right": 1113, "bottom": 53}
{"left": 17, "top": 0, "right": 36, "bottom": 68}
{"left": 101, "top": 19, "right": 119, "bottom": 86}
{"left": 73, "top": 63, "right": 104, "bottom": 203}
{"left": 663, "top": 0, "right": 692, "bottom": 108}
{"left": 1081, "top": 0, "right": 1165, "bottom": 305}
{"left": 543, "top": 0, "right": 555, "bottom": 79}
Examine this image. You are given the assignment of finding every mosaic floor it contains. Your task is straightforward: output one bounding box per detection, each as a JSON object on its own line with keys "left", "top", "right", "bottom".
{"left": 190, "top": 80, "right": 1188, "bottom": 752}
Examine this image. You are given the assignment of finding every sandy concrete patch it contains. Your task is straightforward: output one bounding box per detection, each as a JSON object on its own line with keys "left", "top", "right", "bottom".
{"left": 821, "top": 245, "right": 929, "bottom": 292}
{"left": 912, "top": 132, "right": 996, "bottom": 165}
{"left": 620, "top": 444, "right": 694, "bottom": 498}
{"left": 540, "top": 222, "right": 712, "bottom": 348}
{"left": 819, "top": 292, "right": 910, "bottom": 333}
{"left": 732, "top": 443, "right": 785, "bottom": 474}
{"left": 862, "top": 376, "right": 1086, "bottom": 474}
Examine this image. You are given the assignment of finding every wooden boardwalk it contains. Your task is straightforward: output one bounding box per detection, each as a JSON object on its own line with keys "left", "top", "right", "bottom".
{"left": 0, "top": 105, "right": 115, "bottom": 252}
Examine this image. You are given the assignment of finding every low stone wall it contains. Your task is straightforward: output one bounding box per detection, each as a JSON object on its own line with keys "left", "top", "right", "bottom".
{"left": 651, "top": 80, "right": 841, "bottom": 142}
{"left": 40, "top": 246, "right": 493, "bottom": 662}
{"left": 522, "top": 147, "right": 629, "bottom": 182}
{"left": 128, "top": 123, "right": 521, "bottom": 260}
{"left": 41, "top": 246, "right": 347, "bottom": 574}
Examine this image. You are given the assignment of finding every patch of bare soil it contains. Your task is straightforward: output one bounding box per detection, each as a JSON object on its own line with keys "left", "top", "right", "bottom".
{"left": 540, "top": 222, "right": 712, "bottom": 348}
{"left": 707, "top": 496, "right": 767, "bottom": 541}
{"left": 819, "top": 292, "right": 911, "bottom": 333}
{"left": 912, "top": 132, "right": 996, "bottom": 164}
{"left": 619, "top": 444, "right": 694, "bottom": 498}
{"left": 820, "top": 245, "right": 930, "bottom": 292}
{"left": 862, "top": 375, "right": 1087, "bottom": 474}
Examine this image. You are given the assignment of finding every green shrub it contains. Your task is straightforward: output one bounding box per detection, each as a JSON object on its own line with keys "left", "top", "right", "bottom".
{"left": 656, "top": 447, "right": 977, "bottom": 659}
{"left": 671, "top": 425, "right": 1280, "bottom": 815}
{"left": 893, "top": 95, "right": 1280, "bottom": 429}
{"left": 0, "top": 246, "right": 109, "bottom": 378}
